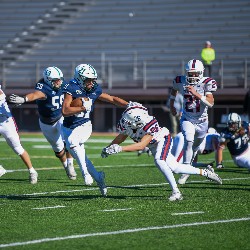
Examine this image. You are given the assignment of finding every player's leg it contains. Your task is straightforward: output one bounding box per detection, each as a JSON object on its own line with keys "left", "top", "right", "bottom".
{"left": 233, "top": 149, "right": 250, "bottom": 170}
{"left": 3, "top": 117, "right": 38, "bottom": 184}
{"left": 171, "top": 132, "right": 184, "bottom": 163}
{"left": 181, "top": 120, "right": 195, "bottom": 164}
{"left": 40, "top": 119, "right": 77, "bottom": 180}
{"left": 166, "top": 152, "right": 222, "bottom": 184}
{"left": 155, "top": 134, "right": 182, "bottom": 201}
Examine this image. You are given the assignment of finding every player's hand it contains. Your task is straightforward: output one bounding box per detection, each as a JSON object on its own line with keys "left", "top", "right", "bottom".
{"left": 9, "top": 94, "right": 27, "bottom": 106}
{"left": 82, "top": 99, "right": 92, "bottom": 112}
{"left": 186, "top": 85, "right": 197, "bottom": 95}
{"left": 104, "top": 144, "right": 122, "bottom": 155}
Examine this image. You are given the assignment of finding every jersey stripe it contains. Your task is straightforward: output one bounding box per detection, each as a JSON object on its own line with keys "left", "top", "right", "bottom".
{"left": 160, "top": 134, "right": 172, "bottom": 160}
{"left": 143, "top": 118, "right": 157, "bottom": 131}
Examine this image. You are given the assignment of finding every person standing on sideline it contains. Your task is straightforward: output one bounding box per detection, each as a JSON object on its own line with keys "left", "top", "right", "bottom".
{"left": 0, "top": 85, "right": 38, "bottom": 183}
{"left": 243, "top": 89, "right": 250, "bottom": 122}
{"left": 9, "top": 66, "right": 77, "bottom": 180}
{"left": 101, "top": 106, "right": 222, "bottom": 201}
{"left": 62, "top": 63, "right": 131, "bottom": 197}
{"left": 169, "top": 59, "right": 217, "bottom": 185}
{"left": 165, "top": 92, "right": 183, "bottom": 137}
{"left": 201, "top": 41, "right": 215, "bottom": 77}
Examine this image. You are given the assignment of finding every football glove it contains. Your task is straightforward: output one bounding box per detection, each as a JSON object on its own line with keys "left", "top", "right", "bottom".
{"left": 9, "top": 94, "right": 27, "bottom": 104}
{"left": 216, "top": 163, "right": 224, "bottom": 169}
{"left": 83, "top": 99, "right": 92, "bottom": 112}
{"left": 101, "top": 148, "right": 109, "bottom": 158}
{"left": 104, "top": 144, "right": 122, "bottom": 155}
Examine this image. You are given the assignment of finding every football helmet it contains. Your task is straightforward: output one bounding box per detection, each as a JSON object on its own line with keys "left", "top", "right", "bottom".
{"left": 185, "top": 59, "right": 204, "bottom": 84}
{"left": 121, "top": 106, "right": 150, "bottom": 129}
{"left": 227, "top": 113, "right": 241, "bottom": 132}
{"left": 43, "top": 66, "right": 63, "bottom": 90}
{"left": 74, "top": 64, "right": 97, "bottom": 90}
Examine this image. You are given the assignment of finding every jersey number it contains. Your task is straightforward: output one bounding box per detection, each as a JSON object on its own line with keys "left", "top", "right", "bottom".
{"left": 184, "top": 94, "right": 200, "bottom": 113}
{"left": 52, "top": 95, "right": 64, "bottom": 109}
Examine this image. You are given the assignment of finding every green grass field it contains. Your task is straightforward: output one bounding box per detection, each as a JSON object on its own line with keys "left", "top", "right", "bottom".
{"left": 0, "top": 134, "right": 249, "bottom": 250}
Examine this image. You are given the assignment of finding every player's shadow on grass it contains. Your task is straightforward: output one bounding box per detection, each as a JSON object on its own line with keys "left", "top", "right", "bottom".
{"left": 217, "top": 168, "right": 249, "bottom": 174}
{"left": 180, "top": 183, "right": 250, "bottom": 191}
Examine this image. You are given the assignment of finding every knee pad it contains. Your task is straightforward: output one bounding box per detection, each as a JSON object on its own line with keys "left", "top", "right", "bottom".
{"left": 55, "top": 148, "right": 66, "bottom": 159}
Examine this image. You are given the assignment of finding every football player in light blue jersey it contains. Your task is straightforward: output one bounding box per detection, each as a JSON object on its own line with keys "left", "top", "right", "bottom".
{"left": 9, "top": 66, "right": 77, "bottom": 180}
{"left": 217, "top": 113, "right": 250, "bottom": 170}
{"left": 62, "top": 64, "right": 129, "bottom": 197}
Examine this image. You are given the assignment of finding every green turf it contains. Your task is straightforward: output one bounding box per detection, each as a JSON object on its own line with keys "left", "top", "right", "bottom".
{"left": 0, "top": 134, "right": 249, "bottom": 250}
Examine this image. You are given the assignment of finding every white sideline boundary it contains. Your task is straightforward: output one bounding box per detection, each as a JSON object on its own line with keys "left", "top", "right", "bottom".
{"left": 0, "top": 217, "right": 249, "bottom": 248}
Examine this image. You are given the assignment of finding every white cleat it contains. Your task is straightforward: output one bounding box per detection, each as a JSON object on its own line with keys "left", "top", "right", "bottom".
{"left": 204, "top": 168, "right": 222, "bottom": 184}
{"left": 0, "top": 165, "right": 7, "bottom": 177}
{"left": 168, "top": 190, "right": 183, "bottom": 201}
{"left": 84, "top": 173, "right": 94, "bottom": 186}
{"left": 29, "top": 171, "right": 38, "bottom": 184}
{"left": 66, "top": 164, "right": 77, "bottom": 180}
{"left": 97, "top": 171, "right": 107, "bottom": 197}
{"left": 178, "top": 174, "right": 190, "bottom": 185}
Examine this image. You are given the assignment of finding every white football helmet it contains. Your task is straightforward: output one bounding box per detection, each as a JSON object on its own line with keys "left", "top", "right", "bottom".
{"left": 121, "top": 106, "right": 150, "bottom": 129}
{"left": 185, "top": 59, "right": 204, "bottom": 84}
{"left": 43, "top": 66, "right": 63, "bottom": 90}
{"left": 227, "top": 113, "right": 241, "bottom": 132}
{"left": 74, "top": 64, "right": 97, "bottom": 89}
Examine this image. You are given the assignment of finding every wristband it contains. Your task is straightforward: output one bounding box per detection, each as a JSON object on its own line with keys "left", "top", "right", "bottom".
{"left": 201, "top": 96, "right": 213, "bottom": 107}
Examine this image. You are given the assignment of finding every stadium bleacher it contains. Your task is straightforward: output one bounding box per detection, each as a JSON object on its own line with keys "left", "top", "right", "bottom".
{"left": 0, "top": 0, "right": 249, "bottom": 131}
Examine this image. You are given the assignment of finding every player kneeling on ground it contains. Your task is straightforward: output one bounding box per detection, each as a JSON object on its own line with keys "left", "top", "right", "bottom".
{"left": 101, "top": 105, "right": 222, "bottom": 201}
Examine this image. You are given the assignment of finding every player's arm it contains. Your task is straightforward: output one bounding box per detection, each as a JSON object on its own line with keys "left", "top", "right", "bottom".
{"left": 121, "top": 134, "right": 152, "bottom": 152}
{"left": 187, "top": 86, "right": 214, "bottom": 108}
{"left": 98, "top": 93, "right": 128, "bottom": 107}
{"left": 62, "top": 93, "right": 86, "bottom": 117}
{"left": 216, "top": 141, "right": 227, "bottom": 168}
{"left": 9, "top": 90, "right": 46, "bottom": 104}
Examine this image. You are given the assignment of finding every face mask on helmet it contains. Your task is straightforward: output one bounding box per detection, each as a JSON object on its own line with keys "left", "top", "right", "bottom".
{"left": 43, "top": 66, "right": 64, "bottom": 90}
{"left": 185, "top": 59, "right": 204, "bottom": 84}
{"left": 227, "top": 113, "right": 241, "bottom": 132}
{"left": 121, "top": 107, "right": 149, "bottom": 129}
{"left": 74, "top": 64, "right": 98, "bottom": 91}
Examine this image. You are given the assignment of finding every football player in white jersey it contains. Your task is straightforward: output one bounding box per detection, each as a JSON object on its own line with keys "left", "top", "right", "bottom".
{"left": 169, "top": 59, "right": 217, "bottom": 184}
{"left": 0, "top": 85, "right": 38, "bottom": 184}
{"left": 8, "top": 67, "right": 77, "bottom": 180}
{"left": 101, "top": 106, "right": 222, "bottom": 201}
{"left": 171, "top": 128, "right": 220, "bottom": 184}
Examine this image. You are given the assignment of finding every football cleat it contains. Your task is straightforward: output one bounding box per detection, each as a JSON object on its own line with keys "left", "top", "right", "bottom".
{"left": 203, "top": 168, "right": 222, "bottom": 184}
{"left": 178, "top": 174, "right": 190, "bottom": 185}
{"left": 168, "top": 190, "right": 183, "bottom": 201}
{"left": 97, "top": 171, "right": 107, "bottom": 197}
{"left": 65, "top": 164, "right": 77, "bottom": 180}
{"left": 0, "top": 165, "right": 7, "bottom": 177}
{"left": 84, "top": 173, "right": 93, "bottom": 186}
{"left": 29, "top": 171, "right": 38, "bottom": 184}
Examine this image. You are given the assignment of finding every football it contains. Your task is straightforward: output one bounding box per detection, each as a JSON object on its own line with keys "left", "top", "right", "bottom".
{"left": 70, "top": 97, "right": 89, "bottom": 107}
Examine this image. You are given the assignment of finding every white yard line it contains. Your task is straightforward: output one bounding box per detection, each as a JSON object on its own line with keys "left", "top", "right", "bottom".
{"left": 0, "top": 217, "right": 249, "bottom": 248}
{"left": 32, "top": 205, "right": 66, "bottom": 210}
{"left": 100, "top": 208, "right": 133, "bottom": 212}
{"left": 172, "top": 211, "right": 205, "bottom": 216}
